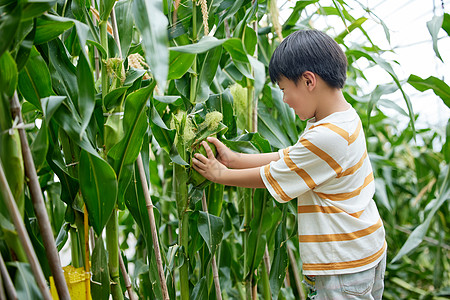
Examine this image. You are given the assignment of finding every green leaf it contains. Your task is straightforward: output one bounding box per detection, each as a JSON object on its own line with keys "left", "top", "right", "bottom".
{"left": 22, "top": 0, "right": 56, "bottom": 20}
{"left": 195, "top": 46, "right": 222, "bottom": 103}
{"left": 335, "top": 17, "right": 367, "bottom": 42}
{"left": 48, "top": 39, "right": 78, "bottom": 105}
{"left": 0, "top": 51, "right": 18, "bottom": 98}
{"left": 79, "top": 150, "right": 118, "bottom": 236}
{"left": 91, "top": 237, "right": 111, "bottom": 300}
{"left": 427, "top": 15, "right": 444, "bottom": 62}
{"left": 391, "top": 166, "right": 450, "bottom": 263}
{"left": 197, "top": 211, "right": 224, "bottom": 255}
{"left": 407, "top": 74, "right": 450, "bottom": 108}
{"left": 169, "top": 36, "right": 226, "bottom": 54}
{"left": 132, "top": 0, "right": 169, "bottom": 90}
{"left": 442, "top": 13, "right": 450, "bottom": 36}
{"left": 168, "top": 51, "right": 195, "bottom": 80}
{"left": 30, "top": 121, "right": 48, "bottom": 172}
{"left": 283, "top": 0, "right": 319, "bottom": 27}
{"left": 108, "top": 82, "right": 155, "bottom": 201}
{"left": 190, "top": 277, "right": 207, "bottom": 300}
{"left": 269, "top": 222, "right": 288, "bottom": 300}
{"left": 115, "top": 0, "right": 134, "bottom": 57}
{"left": 9, "top": 262, "right": 42, "bottom": 300}
{"left": 104, "top": 86, "right": 129, "bottom": 111}
{"left": 0, "top": 4, "right": 22, "bottom": 58}
{"left": 77, "top": 54, "right": 96, "bottom": 135}
{"left": 18, "top": 47, "right": 53, "bottom": 110}
{"left": 34, "top": 14, "right": 74, "bottom": 44}
{"left": 223, "top": 39, "right": 252, "bottom": 79}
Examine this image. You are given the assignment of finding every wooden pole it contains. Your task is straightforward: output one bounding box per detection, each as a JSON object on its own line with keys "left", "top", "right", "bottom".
{"left": 118, "top": 248, "right": 137, "bottom": 300}
{"left": 136, "top": 154, "right": 170, "bottom": 300}
{"left": 9, "top": 92, "right": 70, "bottom": 300}
{"left": 0, "top": 160, "right": 53, "bottom": 300}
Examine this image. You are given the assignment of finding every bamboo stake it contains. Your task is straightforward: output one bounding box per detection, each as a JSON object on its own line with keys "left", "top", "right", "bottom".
{"left": 0, "top": 269, "right": 5, "bottom": 300}
{"left": 9, "top": 92, "right": 70, "bottom": 300}
{"left": 201, "top": 191, "right": 222, "bottom": 300}
{"left": 0, "top": 254, "right": 17, "bottom": 300}
{"left": 287, "top": 246, "right": 306, "bottom": 300}
{"left": 118, "top": 248, "right": 137, "bottom": 300}
{"left": 0, "top": 160, "right": 52, "bottom": 300}
{"left": 136, "top": 154, "right": 170, "bottom": 300}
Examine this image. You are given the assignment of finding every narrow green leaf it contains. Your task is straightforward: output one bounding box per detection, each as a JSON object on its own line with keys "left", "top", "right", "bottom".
{"left": 0, "top": 4, "right": 21, "bottom": 57}
{"left": 427, "top": 15, "right": 444, "bottom": 62}
{"left": 35, "top": 14, "right": 74, "bottom": 44}
{"left": 0, "top": 51, "right": 18, "bottom": 98}
{"left": 190, "top": 277, "right": 207, "bottom": 300}
{"left": 77, "top": 54, "right": 96, "bottom": 135}
{"left": 196, "top": 46, "right": 222, "bottom": 103}
{"left": 79, "top": 150, "right": 118, "bottom": 236}
{"left": 407, "top": 74, "right": 450, "bottom": 108}
{"left": 115, "top": 0, "right": 134, "bottom": 57}
{"left": 170, "top": 36, "right": 226, "bottom": 54}
{"left": 168, "top": 51, "right": 195, "bottom": 80}
{"left": 18, "top": 47, "right": 53, "bottom": 110}
{"left": 21, "top": 0, "right": 56, "bottom": 20}
{"left": 132, "top": 0, "right": 169, "bottom": 90}
{"left": 269, "top": 222, "right": 288, "bottom": 300}
{"left": 30, "top": 121, "right": 48, "bottom": 172}
{"left": 442, "top": 13, "right": 450, "bottom": 36}
{"left": 108, "top": 82, "right": 155, "bottom": 200}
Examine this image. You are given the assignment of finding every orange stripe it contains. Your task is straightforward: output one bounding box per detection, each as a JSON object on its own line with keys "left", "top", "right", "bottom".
{"left": 299, "top": 138, "right": 342, "bottom": 175}
{"left": 299, "top": 218, "right": 383, "bottom": 243}
{"left": 315, "top": 172, "right": 374, "bottom": 201}
{"left": 338, "top": 150, "right": 368, "bottom": 178}
{"left": 283, "top": 148, "right": 317, "bottom": 189}
{"left": 264, "top": 164, "right": 292, "bottom": 202}
{"left": 349, "top": 120, "right": 362, "bottom": 145}
{"left": 309, "top": 123, "right": 349, "bottom": 141}
{"left": 302, "top": 241, "right": 387, "bottom": 271}
{"left": 298, "top": 205, "right": 364, "bottom": 218}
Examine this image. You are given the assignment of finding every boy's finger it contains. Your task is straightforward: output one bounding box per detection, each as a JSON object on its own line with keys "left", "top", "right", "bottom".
{"left": 202, "top": 141, "right": 214, "bottom": 159}
{"left": 194, "top": 153, "right": 207, "bottom": 163}
{"left": 207, "top": 136, "right": 223, "bottom": 148}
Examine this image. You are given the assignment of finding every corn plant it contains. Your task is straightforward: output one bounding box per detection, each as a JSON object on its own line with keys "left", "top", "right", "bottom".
{"left": 0, "top": 0, "right": 449, "bottom": 299}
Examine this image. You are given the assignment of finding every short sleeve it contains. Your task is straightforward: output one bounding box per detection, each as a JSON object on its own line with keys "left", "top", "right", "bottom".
{"left": 260, "top": 128, "right": 347, "bottom": 203}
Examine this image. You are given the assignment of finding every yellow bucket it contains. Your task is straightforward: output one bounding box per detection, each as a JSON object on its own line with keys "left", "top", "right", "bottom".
{"left": 50, "top": 265, "right": 91, "bottom": 300}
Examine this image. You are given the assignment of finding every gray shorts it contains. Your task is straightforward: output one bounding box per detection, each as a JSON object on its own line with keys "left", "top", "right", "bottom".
{"left": 304, "top": 253, "right": 387, "bottom": 300}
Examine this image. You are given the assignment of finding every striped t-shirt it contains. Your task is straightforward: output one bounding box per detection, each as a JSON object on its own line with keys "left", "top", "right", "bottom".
{"left": 260, "top": 107, "right": 386, "bottom": 276}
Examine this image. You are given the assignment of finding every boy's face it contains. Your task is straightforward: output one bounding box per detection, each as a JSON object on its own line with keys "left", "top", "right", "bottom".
{"left": 277, "top": 75, "right": 316, "bottom": 121}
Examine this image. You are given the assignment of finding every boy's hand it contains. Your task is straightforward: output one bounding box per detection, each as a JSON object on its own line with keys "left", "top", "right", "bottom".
{"left": 206, "top": 137, "right": 238, "bottom": 168}
{"left": 192, "top": 140, "right": 228, "bottom": 183}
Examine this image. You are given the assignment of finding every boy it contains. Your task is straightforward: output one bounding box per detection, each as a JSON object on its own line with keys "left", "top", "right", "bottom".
{"left": 192, "top": 29, "right": 386, "bottom": 299}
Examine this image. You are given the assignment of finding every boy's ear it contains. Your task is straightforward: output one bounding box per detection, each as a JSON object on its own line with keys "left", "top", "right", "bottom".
{"left": 302, "top": 71, "right": 316, "bottom": 90}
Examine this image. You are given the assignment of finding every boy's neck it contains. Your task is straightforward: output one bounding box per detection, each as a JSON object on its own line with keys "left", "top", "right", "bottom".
{"left": 313, "top": 86, "right": 350, "bottom": 122}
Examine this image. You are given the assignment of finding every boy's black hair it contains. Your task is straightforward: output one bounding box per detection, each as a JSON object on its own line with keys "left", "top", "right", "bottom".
{"left": 268, "top": 29, "right": 348, "bottom": 89}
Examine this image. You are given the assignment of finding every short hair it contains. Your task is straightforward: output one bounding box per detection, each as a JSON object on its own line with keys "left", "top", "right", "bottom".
{"left": 268, "top": 29, "right": 348, "bottom": 89}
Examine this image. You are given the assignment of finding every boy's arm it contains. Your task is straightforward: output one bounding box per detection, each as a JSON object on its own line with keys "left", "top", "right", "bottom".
{"left": 207, "top": 137, "right": 280, "bottom": 169}
{"left": 192, "top": 141, "right": 266, "bottom": 188}
{"left": 230, "top": 152, "right": 280, "bottom": 169}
